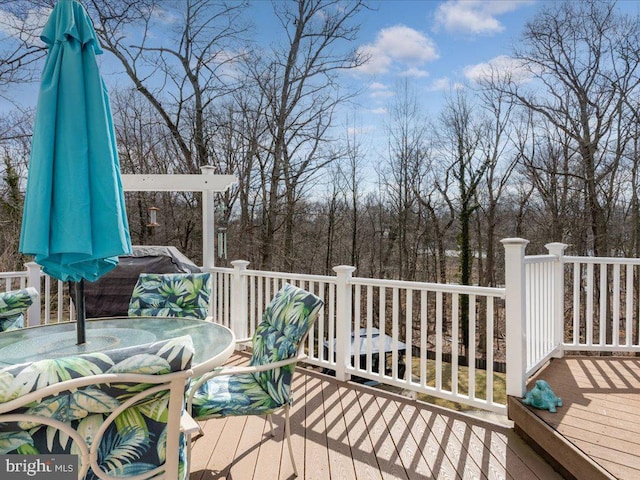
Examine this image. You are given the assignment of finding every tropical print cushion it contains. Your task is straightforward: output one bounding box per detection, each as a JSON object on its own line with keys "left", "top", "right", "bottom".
{"left": 128, "top": 272, "right": 211, "bottom": 320}
{"left": 191, "top": 284, "right": 323, "bottom": 420}
{"left": 191, "top": 373, "right": 282, "bottom": 417}
{"left": 0, "top": 335, "right": 194, "bottom": 480}
{"left": 0, "top": 287, "right": 39, "bottom": 332}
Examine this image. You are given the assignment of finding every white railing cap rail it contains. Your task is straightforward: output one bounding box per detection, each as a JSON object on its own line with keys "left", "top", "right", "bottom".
{"left": 351, "top": 276, "right": 505, "bottom": 297}
{"left": 563, "top": 255, "right": 640, "bottom": 265}
{"left": 524, "top": 254, "right": 559, "bottom": 264}
{"left": 0, "top": 271, "right": 28, "bottom": 280}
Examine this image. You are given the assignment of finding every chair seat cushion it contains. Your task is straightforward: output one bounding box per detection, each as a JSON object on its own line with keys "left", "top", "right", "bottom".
{"left": 190, "top": 373, "right": 285, "bottom": 419}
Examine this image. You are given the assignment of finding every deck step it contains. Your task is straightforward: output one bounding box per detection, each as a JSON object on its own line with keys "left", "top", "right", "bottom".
{"left": 508, "top": 396, "right": 615, "bottom": 480}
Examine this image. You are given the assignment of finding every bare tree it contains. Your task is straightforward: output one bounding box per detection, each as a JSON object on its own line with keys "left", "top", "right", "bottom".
{"left": 0, "top": 1, "right": 49, "bottom": 103}
{"left": 85, "top": 0, "right": 251, "bottom": 173}
{"left": 381, "top": 79, "right": 429, "bottom": 280}
{"left": 504, "top": 0, "right": 640, "bottom": 256}
{"left": 247, "top": 0, "right": 368, "bottom": 270}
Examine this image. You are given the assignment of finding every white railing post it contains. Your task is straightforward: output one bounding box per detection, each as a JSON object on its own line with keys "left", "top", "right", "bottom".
{"left": 501, "top": 238, "right": 529, "bottom": 398}
{"left": 25, "top": 262, "right": 41, "bottom": 326}
{"left": 546, "top": 242, "right": 568, "bottom": 358}
{"left": 333, "top": 265, "right": 356, "bottom": 382}
{"left": 230, "top": 260, "right": 250, "bottom": 342}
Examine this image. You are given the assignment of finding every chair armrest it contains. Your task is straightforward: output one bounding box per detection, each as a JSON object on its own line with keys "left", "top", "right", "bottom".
{"left": 180, "top": 411, "right": 200, "bottom": 436}
{"left": 235, "top": 337, "right": 252, "bottom": 345}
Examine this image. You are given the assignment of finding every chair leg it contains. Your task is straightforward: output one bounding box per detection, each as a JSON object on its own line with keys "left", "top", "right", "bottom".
{"left": 284, "top": 405, "right": 298, "bottom": 477}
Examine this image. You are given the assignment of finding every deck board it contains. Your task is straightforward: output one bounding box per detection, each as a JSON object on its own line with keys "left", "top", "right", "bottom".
{"left": 189, "top": 353, "right": 561, "bottom": 480}
{"left": 518, "top": 356, "right": 640, "bottom": 480}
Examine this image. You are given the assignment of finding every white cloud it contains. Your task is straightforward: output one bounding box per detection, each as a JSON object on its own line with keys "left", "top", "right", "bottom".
{"left": 347, "top": 125, "right": 377, "bottom": 135}
{"left": 369, "top": 107, "right": 388, "bottom": 115}
{"left": 434, "top": 0, "right": 534, "bottom": 35}
{"left": 357, "top": 25, "right": 438, "bottom": 75}
{"left": 429, "top": 77, "right": 464, "bottom": 91}
{"left": 463, "top": 55, "right": 534, "bottom": 84}
{"left": 151, "top": 5, "right": 179, "bottom": 25}
{"left": 369, "top": 82, "right": 394, "bottom": 99}
{"left": 399, "top": 67, "right": 429, "bottom": 78}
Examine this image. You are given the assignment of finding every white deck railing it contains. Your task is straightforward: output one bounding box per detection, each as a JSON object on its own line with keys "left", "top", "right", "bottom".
{"left": 208, "top": 261, "right": 508, "bottom": 414}
{"left": 2, "top": 263, "right": 70, "bottom": 326}
{"left": 17, "top": 237, "right": 640, "bottom": 415}
{"left": 562, "top": 255, "right": 640, "bottom": 352}
{"left": 521, "top": 244, "right": 640, "bottom": 369}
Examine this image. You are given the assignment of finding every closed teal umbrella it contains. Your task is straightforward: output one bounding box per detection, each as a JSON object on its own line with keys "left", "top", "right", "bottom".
{"left": 19, "top": 0, "right": 132, "bottom": 341}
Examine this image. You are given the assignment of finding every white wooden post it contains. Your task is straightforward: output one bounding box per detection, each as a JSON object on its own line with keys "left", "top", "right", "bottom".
{"left": 231, "top": 260, "right": 250, "bottom": 342}
{"left": 501, "top": 238, "right": 529, "bottom": 398}
{"left": 201, "top": 166, "right": 216, "bottom": 271}
{"left": 546, "top": 242, "right": 568, "bottom": 358}
{"left": 25, "top": 262, "right": 41, "bottom": 326}
{"left": 333, "top": 265, "right": 356, "bottom": 382}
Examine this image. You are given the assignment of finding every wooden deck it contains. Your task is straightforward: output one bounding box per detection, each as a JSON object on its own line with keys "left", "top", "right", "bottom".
{"left": 509, "top": 356, "right": 640, "bottom": 480}
{"left": 189, "top": 353, "right": 561, "bottom": 480}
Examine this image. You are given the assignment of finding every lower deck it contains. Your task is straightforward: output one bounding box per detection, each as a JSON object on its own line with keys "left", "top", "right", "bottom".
{"left": 509, "top": 356, "right": 640, "bottom": 480}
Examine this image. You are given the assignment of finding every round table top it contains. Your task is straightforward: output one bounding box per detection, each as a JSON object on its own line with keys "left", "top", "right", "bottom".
{"left": 0, "top": 317, "right": 235, "bottom": 376}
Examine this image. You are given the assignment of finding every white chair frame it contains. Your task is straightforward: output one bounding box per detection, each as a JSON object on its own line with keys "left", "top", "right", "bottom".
{"left": 0, "top": 369, "right": 193, "bottom": 480}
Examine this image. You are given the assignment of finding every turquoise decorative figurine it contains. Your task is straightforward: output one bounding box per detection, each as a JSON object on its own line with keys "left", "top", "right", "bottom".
{"left": 523, "top": 380, "right": 563, "bottom": 413}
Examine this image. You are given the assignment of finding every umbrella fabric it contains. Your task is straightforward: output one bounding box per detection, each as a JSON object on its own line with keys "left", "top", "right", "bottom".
{"left": 19, "top": 0, "right": 131, "bottom": 282}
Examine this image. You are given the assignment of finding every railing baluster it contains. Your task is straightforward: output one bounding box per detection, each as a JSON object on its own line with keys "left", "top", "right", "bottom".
{"left": 420, "top": 290, "right": 427, "bottom": 388}
{"left": 486, "top": 298, "right": 495, "bottom": 405}
{"left": 599, "top": 264, "right": 607, "bottom": 345}
{"left": 451, "top": 293, "right": 459, "bottom": 396}
{"left": 573, "top": 262, "right": 580, "bottom": 346}
{"left": 391, "top": 287, "right": 399, "bottom": 379}
{"left": 405, "top": 288, "right": 413, "bottom": 386}
{"left": 435, "top": 291, "right": 443, "bottom": 393}
{"left": 626, "top": 264, "right": 633, "bottom": 347}
{"left": 366, "top": 285, "right": 373, "bottom": 375}
{"left": 354, "top": 284, "right": 362, "bottom": 373}
{"left": 378, "top": 286, "right": 386, "bottom": 380}
{"left": 468, "top": 294, "right": 476, "bottom": 401}
{"left": 613, "top": 263, "right": 620, "bottom": 347}
{"left": 586, "top": 263, "right": 594, "bottom": 346}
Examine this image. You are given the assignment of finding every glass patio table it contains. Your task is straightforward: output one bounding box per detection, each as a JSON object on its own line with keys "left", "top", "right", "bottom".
{"left": 0, "top": 316, "right": 235, "bottom": 376}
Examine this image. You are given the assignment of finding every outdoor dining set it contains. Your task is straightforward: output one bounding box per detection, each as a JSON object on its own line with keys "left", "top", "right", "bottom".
{"left": 0, "top": 273, "right": 324, "bottom": 479}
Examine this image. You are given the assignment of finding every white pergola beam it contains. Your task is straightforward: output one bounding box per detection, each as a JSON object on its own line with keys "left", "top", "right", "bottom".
{"left": 121, "top": 174, "right": 236, "bottom": 192}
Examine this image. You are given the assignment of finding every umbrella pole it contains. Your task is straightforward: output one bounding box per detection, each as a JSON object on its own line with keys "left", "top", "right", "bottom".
{"left": 75, "top": 280, "right": 86, "bottom": 344}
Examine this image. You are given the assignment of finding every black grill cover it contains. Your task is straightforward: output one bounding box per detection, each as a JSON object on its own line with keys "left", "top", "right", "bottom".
{"left": 83, "top": 246, "right": 201, "bottom": 318}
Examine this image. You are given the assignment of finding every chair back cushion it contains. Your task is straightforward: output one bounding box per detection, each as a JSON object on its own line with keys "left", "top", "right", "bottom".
{"left": 0, "top": 287, "right": 39, "bottom": 332}
{"left": 250, "top": 284, "right": 323, "bottom": 404}
{"left": 128, "top": 272, "right": 211, "bottom": 319}
{"left": 0, "top": 335, "right": 194, "bottom": 479}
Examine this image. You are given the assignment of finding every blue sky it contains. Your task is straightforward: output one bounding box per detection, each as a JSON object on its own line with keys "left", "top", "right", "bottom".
{"left": 1, "top": 1, "right": 636, "bottom": 143}
{"left": 338, "top": 0, "right": 539, "bottom": 133}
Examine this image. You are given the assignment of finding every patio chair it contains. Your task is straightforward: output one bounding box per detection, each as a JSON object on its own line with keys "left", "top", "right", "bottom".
{"left": 187, "top": 283, "right": 324, "bottom": 477}
{"left": 128, "top": 272, "right": 212, "bottom": 320}
{"left": 0, "top": 335, "right": 195, "bottom": 480}
{"left": 0, "top": 287, "right": 39, "bottom": 332}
